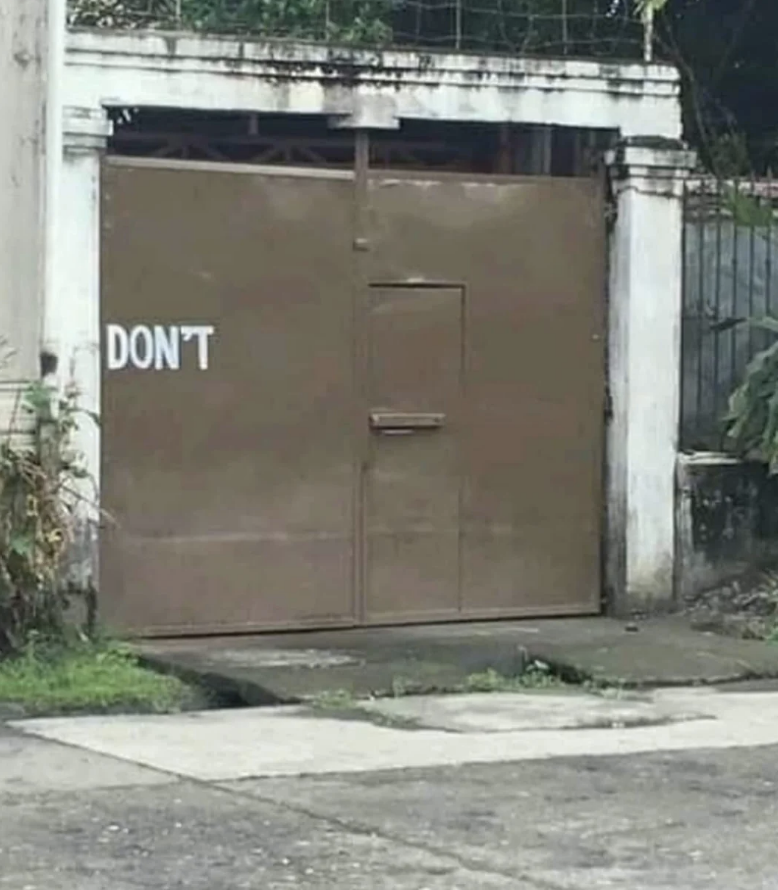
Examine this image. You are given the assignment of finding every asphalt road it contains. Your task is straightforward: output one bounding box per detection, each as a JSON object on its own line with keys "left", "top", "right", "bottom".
{"left": 2, "top": 722, "right": 777, "bottom": 889}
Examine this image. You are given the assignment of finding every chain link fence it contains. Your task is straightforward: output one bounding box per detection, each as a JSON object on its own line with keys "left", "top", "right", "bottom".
{"left": 68, "top": 0, "right": 645, "bottom": 58}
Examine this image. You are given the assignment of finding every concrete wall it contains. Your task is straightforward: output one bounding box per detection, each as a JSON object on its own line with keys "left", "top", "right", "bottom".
{"left": 0, "top": 0, "right": 54, "bottom": 440}
{"left": 677, "top": 453, "right": 778, "bottom": 603}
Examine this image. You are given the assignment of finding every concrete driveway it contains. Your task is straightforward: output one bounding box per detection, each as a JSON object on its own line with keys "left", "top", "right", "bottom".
{"left": 3, "top": 688, "right": 778, "bottom": 889}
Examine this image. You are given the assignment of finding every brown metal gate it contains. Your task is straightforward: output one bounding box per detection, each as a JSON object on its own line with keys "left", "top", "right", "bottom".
{"left": 100, "top": 156, "right": 605, "bottom": 635}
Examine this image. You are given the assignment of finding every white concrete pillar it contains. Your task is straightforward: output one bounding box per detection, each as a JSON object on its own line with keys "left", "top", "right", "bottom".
{"left": 606, "top": 138, "right": 696, "bottom": 615}
{"left": 0, "top": 0, "right": 58, "bottom": 438}
{"left": 45, "top": 107, "right": 112, "bottom": 584}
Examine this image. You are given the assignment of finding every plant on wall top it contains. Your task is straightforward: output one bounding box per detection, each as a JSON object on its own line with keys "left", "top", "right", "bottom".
{"left": 67, "top": 0, "right": 646, "bottom": 55}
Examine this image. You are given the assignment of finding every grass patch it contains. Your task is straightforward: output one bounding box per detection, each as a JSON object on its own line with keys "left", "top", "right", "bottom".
{"left": 462, "top": 663, "right": 567, "bottom": 693}
{"left": 309, "top": 688, "right": 359, "bottom": 710}
{"left": 0, "top": 639, "right": 205, "bottom": 717}
{"left": 309, "top": 662, "right": 573, "bottom": 710}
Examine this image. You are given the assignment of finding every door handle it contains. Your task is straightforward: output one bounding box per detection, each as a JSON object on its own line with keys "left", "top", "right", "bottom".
{"left": 369, "top": 411, "right": 446, "bottom": 433}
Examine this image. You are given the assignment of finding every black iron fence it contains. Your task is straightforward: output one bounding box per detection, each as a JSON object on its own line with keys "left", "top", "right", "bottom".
{"left": 68, "top": 0, "right": 645, "bottom": 59}
{"left": 681, "top": 178, "right": 778, "bottom": 451}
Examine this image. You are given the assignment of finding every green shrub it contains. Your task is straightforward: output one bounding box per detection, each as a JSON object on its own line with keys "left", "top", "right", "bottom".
{"left": 0, "top": 381, "right": 95, "bottom": 656}
{"left": 725, "top": 317, "right": 778, "bottom": 473}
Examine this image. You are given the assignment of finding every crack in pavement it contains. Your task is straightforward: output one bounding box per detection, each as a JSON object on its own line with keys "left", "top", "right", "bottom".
{"left": 3, "top": 728, "right": 558, "bottom": 888}
{"left": 210, "top": 778, "right": 572, "bottom": 890}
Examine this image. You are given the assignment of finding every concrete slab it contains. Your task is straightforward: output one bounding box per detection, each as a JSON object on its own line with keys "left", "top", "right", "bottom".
{"left": 514, "top": 616, "right": 778, "bottom": 686}
{"left": 14, "top": 687, "right": 778, "bottom": 781}
{"left": 136, "top": 617, "right": 778, "bottom": 705}
{"left": 355, "top": 689, "right": 711, "bottom": 732}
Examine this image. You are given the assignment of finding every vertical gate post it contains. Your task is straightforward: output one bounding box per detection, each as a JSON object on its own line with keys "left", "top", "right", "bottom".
{"left": 0, "top": 0, "right": 60, "bottom": 440}
{"left": 605, "top": 137, "right": 696, "bottom": 615}
{"left": 44, "top": 107, "right": 112, "bottom": 585}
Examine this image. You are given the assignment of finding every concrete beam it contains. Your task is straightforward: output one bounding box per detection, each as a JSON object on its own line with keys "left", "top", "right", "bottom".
{"left": 64, "top": 29, "right": 682, "bottom": 138}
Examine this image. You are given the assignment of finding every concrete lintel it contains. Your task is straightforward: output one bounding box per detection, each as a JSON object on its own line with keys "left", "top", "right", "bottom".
{"left": 328, "top": 95, "right": 399, "bottom": 130}
{"left": 64, "top": 29, "right": 682, "bottom": 138}
{"left": 66, "top": 28, "right": 680, "bottom": 88}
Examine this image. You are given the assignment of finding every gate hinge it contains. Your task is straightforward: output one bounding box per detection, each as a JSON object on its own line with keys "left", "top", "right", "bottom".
{"left": 604, "top": 386, "right": 613, "bottom": 422}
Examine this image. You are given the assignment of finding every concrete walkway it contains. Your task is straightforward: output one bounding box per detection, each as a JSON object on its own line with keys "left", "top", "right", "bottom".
{"left": 137, "top": 617, "right": 778, "bottom": 704}
{"left": 11, "top": 689, "right": 778, "bottom": 781}
{"left": 13, "top": 685, "right": 778, "bottom": 780}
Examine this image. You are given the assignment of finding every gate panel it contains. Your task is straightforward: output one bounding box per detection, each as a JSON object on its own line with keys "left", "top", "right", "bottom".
{"left": 365, "top": 285, "right": 463, "bottom": 621}
{"left": 368, "top": 173, "right": 604, "bottom": 617}
{"left": 101, "top": 159, "right": 356, "bottom": 634}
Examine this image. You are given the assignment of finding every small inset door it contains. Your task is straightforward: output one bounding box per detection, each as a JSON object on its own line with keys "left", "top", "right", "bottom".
{"left": 364, "top": 285, "right": 464, "bottom": 622}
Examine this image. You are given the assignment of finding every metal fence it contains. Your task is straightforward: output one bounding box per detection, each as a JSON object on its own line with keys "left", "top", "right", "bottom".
{"left": 681, "top": 179, "right": 778, "bottom": 451}
{"left": 68, "top": 0, "right": 646, "bottom": 59}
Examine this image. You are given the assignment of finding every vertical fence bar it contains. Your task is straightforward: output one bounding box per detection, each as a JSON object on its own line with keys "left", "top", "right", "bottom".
{"left": 730, "top": 177, "right": 740, "bottom": 429}
{"left": 642, "top": 6, "right": 653, "bottom": 62}
{"left": 748, "top": 174, "right": 757, "bottom": 357}
{"left": 695, "top": 178, "right": 706, "bottom": 444}
{"left": 712, "top": 176, "right": 724, "bottom": 446}
{"left": 561, "top": 0, "right": 569, "bottom": 53}
{"left": 765, "top": 170, "right": 773, "bottom": 315}
{"left": 680, "top": 180, "right": 692, "bottom": 448}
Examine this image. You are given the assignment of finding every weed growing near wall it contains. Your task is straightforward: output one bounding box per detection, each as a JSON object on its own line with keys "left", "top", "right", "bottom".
{"left": 0, "top": 381, "right": 96, "bottom": 656}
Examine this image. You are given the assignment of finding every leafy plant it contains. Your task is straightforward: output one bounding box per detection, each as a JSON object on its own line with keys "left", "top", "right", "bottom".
{"left": 725, "top": 317, "right": 778, "bottom": 473}
{"left": 722, "top": 186, "right": 774, "bottom": 227}
{"left": 67, "top": 0, "right": 178, "bottom": 28}
{"left": 0, "top": 380, "right": 96, "bottom": 656}
{"left": 68, "top": 0, "right": 393, "bottom": 43}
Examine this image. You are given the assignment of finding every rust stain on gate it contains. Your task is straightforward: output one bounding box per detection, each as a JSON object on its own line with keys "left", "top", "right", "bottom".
{"left": 100, "top": 155, "right": 605, "bottom": 635}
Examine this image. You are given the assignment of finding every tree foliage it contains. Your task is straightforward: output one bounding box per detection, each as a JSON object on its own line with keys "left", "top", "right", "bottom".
{"left": 655, "top": 0, "right": 777, "bottom": 174}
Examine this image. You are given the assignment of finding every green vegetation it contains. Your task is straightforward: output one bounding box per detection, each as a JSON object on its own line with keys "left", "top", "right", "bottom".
{"left": 0, "top": 376, "right": 95, "bottom": 657}
{"left": 0, "top": 638, "right": 202, "bottom": 716}
{"left": 309, "top": 661, "right": 571, "bottom": 708}
{"left": 462, "top": 664, "right": 567, "bottom": 693}
{"left": 67, "top": 0, "right": 643, "bottom": 56}
{"left": 0, "top": 348, "right": 203, "bottom": 717}
{"left": 725, "top": 317, "right": 778, "bottom": 474}
{"left": 309, "top": 687, "right": 359, "bottom": 710}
